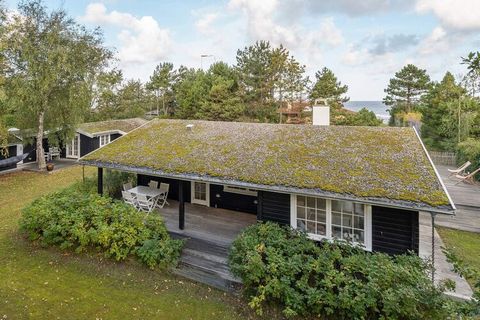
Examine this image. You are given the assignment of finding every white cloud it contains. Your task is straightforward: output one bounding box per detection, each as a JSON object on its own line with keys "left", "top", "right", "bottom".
{"left": 195, "top": 12, "right": 219, "bottom": 35}
{"left": 415, "top": 0, "right": 480, "bottom": 31}
{"left": 81, "top": 3, "right": 171, "bottom": 64}
{"left": 228, "top": 0, "right": 343, "bottom": 64}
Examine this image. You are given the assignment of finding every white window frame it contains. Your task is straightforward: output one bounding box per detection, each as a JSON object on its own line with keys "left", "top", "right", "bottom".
{"left": 191, "top": 182, "right": 210, "bottom": 206}
{"left": 290, "top": 194, "right": 372, "bottom": 251}
{"left": 99, "top": 134, "right": 111, "bottom": 147}
{"left": 223, "top": 185, "right": 258, "bottom": 196}
{"left": 66, "top": 134, "right": 80, "bottom": 159}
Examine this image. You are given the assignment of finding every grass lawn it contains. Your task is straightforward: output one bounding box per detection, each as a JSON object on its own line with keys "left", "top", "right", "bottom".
{"left": 437, "top": 226, "right": 480, "bottom": 287}
{"left": 0, "top": 166, "right": 253, "bottom": 319}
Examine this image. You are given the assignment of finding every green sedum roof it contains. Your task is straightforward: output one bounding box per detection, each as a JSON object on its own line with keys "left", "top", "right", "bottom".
{"left": 82, "top": 119, "right": 451, "bottom": 209}
{"left": 78, "top": 118, "right": 147, "bottom": 136}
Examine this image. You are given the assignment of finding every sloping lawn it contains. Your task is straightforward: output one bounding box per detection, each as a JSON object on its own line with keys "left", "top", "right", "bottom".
{"left": 437, "top": 226, "right": 480, "bottom": 287}
{"left": 0, "top": 166, "right": 250, "bottom": 319}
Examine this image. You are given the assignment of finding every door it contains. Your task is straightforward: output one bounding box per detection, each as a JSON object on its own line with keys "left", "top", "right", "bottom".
{"left": 191, "top": 182, "right": 209, "bottom": 206}
{"left": 66, "top": 134, "right": 80, "bottom": 158}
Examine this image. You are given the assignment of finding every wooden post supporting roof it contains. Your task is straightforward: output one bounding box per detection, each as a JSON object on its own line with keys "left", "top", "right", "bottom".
{"left": 97, "top": 167, "right": 103, "bottom": 195}
{"left": 179, "top": 180, "right": 185, "bottom": 230}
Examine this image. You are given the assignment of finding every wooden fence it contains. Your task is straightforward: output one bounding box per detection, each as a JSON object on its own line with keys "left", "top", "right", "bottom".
{"left": 428, "top": 151, "right": 457, "bottom": 166}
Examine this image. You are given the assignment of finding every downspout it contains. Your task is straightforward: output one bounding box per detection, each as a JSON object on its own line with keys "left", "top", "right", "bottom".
{"left": 431, "top": 212, "right": 437, "bottom": 283}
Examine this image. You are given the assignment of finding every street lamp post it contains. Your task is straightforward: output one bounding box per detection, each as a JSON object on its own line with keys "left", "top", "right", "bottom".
{"left": 200, "top": 54, "right": 214, "bottom": 69}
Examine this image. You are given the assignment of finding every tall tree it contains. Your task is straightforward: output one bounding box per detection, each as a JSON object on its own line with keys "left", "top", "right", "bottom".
{"left": 116, "top": 80, "right": 151, "bottom": 119}
{"left": 1, "top": 0, "right": 111, "bottom": 169}
{"left": 461, "top": 51, "right": 480, "bottom": 96}
{"left": 87, "top": 69, "right": 123, "bottom": 121}
{"left": 420, "top": 72, "right": 466, "bottom": 150}
{"left": 146, "top": 62, "right": 177, "bottom": 116}
{"left": 235, "top": 41, "right": 307, "bottom": 121}
{"left": 198, "top": 62, "right": 245, "bottom": 121}
{"left": 383, "top": 64, "right": 431, "bottom": 126}
{"left": 309, "top": 67, "right": 348, "bottom": 103}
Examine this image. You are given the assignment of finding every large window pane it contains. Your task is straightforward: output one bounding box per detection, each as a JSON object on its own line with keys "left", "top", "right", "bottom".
{"left": 332, "top": 200, "right": 342, "bottom": 212}
{"left": 307, "top": 208, "right": 316, "bottom": 221}
{"left": 332, "top": 225, "right": 342, "bottom": 238}
{"left": 297, "top": 196, "right": 305, "bottom": 207}
{"left": 316, "top": 198, "right": 326, "bottom": 209}
{"left": 332, "top": 212, "right": 342, "bottom": 225}
{"left": 307, "top": 197, "right": 316, "bottom": 208}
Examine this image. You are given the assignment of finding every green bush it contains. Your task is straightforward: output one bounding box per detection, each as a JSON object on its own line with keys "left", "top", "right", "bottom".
{"left": 20, "top": 183, "right": 183, "bottom": 268}
{"left": 104, "top": 169, "right": 136, "bottom": 199}
{"left": 229, "top": 222, "right": 462, "bottom": 319}
{"left": 457, "top": 138, "right": 480, "bottom": 180}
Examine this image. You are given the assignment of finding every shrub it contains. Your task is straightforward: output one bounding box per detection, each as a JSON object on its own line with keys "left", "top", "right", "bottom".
{"left": 457, "top": 138, "right": 480, "bottom": 180}
{"left": 20, "top": 183, "right": 183, "bottom": 268}
{"left": 104, "top": 169, "right": 136, "bottom": 199}
{"left": 229, "top": 222, "right": 461, "bottom": 319}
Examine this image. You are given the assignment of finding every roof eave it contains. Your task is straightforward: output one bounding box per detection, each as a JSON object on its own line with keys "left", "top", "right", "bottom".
{"left": 79, "top": 159, "right": 455, "bottom": 216}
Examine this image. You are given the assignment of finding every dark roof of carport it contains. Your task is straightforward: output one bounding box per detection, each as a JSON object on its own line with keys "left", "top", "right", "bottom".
{"left": 80, "top": 119, "right": 454, "bottom": 214}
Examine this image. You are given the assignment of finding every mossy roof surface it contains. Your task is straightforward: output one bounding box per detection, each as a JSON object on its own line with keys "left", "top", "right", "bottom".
{"left": 83, "top": 119, "right": 450, "bottom": 208}
{"left": 7, "top": 133, "right": 22, "bottom": 145}
{"left": 78, "top": 118, "right": 147, "bottom": 136}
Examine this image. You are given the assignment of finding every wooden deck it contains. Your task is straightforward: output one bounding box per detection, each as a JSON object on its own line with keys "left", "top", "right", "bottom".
{"left": 434, "top": 165, "right": 480, "bottom": 233}
{"left": 154, "top": 201, "right": 257, "bottom": 291}
{"left": 156, "top": 200, "right": 257, "bottom": 246}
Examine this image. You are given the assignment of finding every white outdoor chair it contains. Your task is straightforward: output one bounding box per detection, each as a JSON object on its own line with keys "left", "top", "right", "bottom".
{"left": 49, "top": 147, "right": 61, "bottom": 160}
{"left": 448, "top": 161, "right": 471, "bottom": 178}
{"left": 157, "top": 183, "right": 170, "bottom": 208}
{"left": 148, "top": 180, "right": 159, "bottom": 189}
{"left": 136, "top": 194, "right": 155, "bottom": 213}
{"left": 123, "top": 182, "right": 133, "bottom": 191}
{"left": 122, "top": 191, "right": 138, "bottom": 208}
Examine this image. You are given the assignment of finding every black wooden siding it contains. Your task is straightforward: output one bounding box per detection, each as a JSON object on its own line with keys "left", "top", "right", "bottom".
{"left": 23, "top": 138, "right": 49, "bottom": 163}
{"left": 0, "top": 145, "right": 18, "bottom": 171}
{"left": 111, "top": 133, "right": 121, "bottom": 141}
{"left": 80, "top": 134, "right": 99, "bottom": 157}
{"left": 137, "top": 175, "right": 191, "bottom": 202}
{"left": 209, "top": 184, "right": 257, "bottom": 214}
{"left": 258, "top": 191, "right": 290, "bottom": 225}
{"left": 372, "top": 206, "right": 419, "bottom": 255}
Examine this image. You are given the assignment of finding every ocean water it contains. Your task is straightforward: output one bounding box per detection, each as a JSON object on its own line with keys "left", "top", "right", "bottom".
{"left": 344, "top": 101, "right": 390, "bottom": 122}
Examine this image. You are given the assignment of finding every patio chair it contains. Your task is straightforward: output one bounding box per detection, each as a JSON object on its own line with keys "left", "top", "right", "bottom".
{"left": 455, "top": 167, "right": 480, "bottom": 185}
{"left": 136, "top": 194, "right": 155, "bottom": 213}
{"left": 122, "top": 191, "right": 138, "bottom": 208}
{"left": 123, "top": 182, "right": 133, "bottom": 191}
{"left": 49, "top": 147, "right": 61, "bottom": 160}
{"left": 448, "top": 161, "right": 471, "bottom": 178}
{"left": 157, "top": 183, "right": 170, "bottom": 208}
{"left": 148, "top": 180, "right": 159, "bottom": 189}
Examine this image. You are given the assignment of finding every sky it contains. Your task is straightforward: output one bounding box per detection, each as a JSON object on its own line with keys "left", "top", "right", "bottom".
{"left": 5, "top": 0, "right": 480, "bottom": 100}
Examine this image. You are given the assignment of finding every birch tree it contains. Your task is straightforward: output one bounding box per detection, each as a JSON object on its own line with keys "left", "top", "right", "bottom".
{"left": 1, "top": 0, "right": 111, "bottom": 169}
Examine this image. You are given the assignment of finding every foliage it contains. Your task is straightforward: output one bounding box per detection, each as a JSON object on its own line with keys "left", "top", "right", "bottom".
{"left": 1, "top": 0, "right": 112, "bottom": 169}
{"left": 421, "top": 72, "right": 467, "bottom": 150}
{"left": 383, "top": 64, "right": 431, "bottom": 126}
{"left": 104, "top": 169, "right": 136, "bottom": 199}
{"left": 229, "top": 222, "right": 466, "bottom": 319}
{"left": 146, "top": 62, "right": 177, "bottom": 116}
{"left": 235, "top": 41, "right": 308, "bottom": 121}
{"left": 309, "top": 67, "right": 349, "bottom": 103}
{"left": 461, "top": 51, "right": 480, "bottom": 97}
{"left": 19, "top": 183, "right": 184, "bottom": 268}
{"left": 457, "top": 138, "right": 480, "bottom": 179}
{"left": 444, "top": 248, "right": 480, "bottom": 317}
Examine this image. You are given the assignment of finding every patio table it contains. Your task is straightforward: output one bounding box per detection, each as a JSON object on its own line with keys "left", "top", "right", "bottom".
{"left": 128, "top": 186, "right": 166, "bottom": 209}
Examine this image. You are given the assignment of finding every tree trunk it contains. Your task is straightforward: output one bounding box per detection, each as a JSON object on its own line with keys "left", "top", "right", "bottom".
{"left": 36, "top": 111, "right": 47, "bottom": 170}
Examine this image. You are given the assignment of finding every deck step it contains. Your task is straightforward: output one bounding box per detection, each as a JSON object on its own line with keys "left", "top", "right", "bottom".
{"left": 170, "top": 233, "right": 242, "bottom": 292}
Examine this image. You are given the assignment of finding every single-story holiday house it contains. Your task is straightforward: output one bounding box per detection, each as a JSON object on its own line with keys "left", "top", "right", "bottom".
{"left": 0, "top": 118, "right": 147, "bottom": 171}
{"left": 79, "top": 118, "right": 455, "bottom": 255}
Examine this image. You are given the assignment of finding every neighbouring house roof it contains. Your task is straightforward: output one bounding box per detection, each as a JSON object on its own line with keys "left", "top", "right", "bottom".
{"left": 77, "top": 118, "right": 148, "bottom": 137}
{"left": 80, "top": 119, "right": 454, "bottom": 214}
{"left": 7, "top": 133, "right": 22, "bottom": 145}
